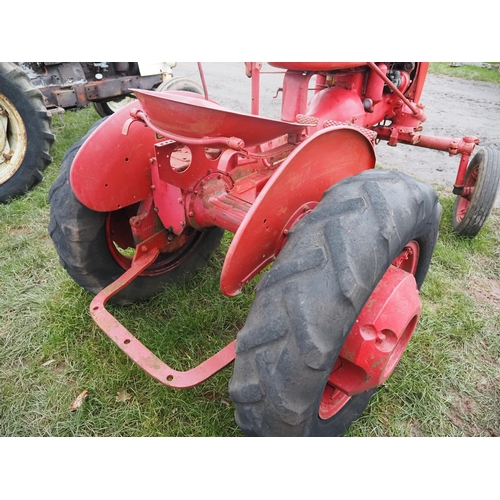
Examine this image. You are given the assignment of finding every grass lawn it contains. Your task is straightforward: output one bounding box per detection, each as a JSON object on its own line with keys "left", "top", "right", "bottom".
{"left": 429, "top": 62, "right": 500, "bottom": 84}
{"left": 1, "top": 67, "right": 499, "bottom": 437}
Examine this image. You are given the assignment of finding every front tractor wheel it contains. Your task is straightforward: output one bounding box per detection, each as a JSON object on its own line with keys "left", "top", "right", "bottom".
{"left": 48, "top": 120, "right": 224, "bottom": 305}
{"left": 229, "top": 170, "right": 442, "bottom": 436}
{"left": 452, "top": 147, "right": 500, "bottom": 237}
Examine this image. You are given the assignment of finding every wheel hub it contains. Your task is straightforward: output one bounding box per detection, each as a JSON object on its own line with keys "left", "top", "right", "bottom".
{"left": 0, "top": 93, "right": 27, "bottom": 184}
{"left": 455, "top": 164, "right": 478, "bottom": 222}
{"left": 105, "top": 204, "right": 201, "bottom": 276}
{"left": 319, "top": 243, "right": 421, "bottom": 420}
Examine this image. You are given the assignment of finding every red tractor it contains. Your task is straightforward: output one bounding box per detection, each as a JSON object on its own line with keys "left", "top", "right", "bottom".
{"left": 48, "top": 62, "right": 500, "bottom": 436}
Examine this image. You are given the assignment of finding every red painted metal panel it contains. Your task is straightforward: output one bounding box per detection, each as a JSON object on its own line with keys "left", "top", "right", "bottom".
{"left": 70, "top": 102, "right": 156, "bottom": 212}
{"left": 150, "top": 163, "right": 186, "bottom": 235}
{"left": 154, "top": 139, "right": 219, "bottom": 192}
{"left": 220, "top": 126, "right": 376, "bottom": 296}
{"left": 133, "top": 89, "right": 305, "bottom": 147}
{"left": 306, "top": 86, "right": 367, "bottom": 127}
{"left": 329, "top": 265, "right": 421, "bottom": 394}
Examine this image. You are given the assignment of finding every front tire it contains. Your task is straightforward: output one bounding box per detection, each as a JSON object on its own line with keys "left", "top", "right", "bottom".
{"left": 0, "top": 62, "right": 54, "bottom": 202}
{"left": 229, "top": 170, "right": 441, "bottom": 436}
{"left": 48, "top": 120, "right": 224, "bottom": 305}
{"left": 452, "top": 147, "right": 500, "bottom": 237}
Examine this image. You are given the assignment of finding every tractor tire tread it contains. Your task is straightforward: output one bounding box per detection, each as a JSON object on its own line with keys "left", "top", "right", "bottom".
{"left": 0, "top": 62, "right": 55, "bottom": 202}
{"left": 229, "top": 170, "right": 441, "bottom": 436}
{"left": 452, "top": 147, "right": 500, "bottom": 237}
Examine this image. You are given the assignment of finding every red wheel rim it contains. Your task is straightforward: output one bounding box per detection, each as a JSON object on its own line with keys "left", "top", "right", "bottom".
{"left": 105, "top": 205, "right": 201, "bottom": 276}
{"left": 455, "top": 164, "right": 479, "bottom": 223}
{"left": 319, "top": 241, "right": 421, "bottom": 420}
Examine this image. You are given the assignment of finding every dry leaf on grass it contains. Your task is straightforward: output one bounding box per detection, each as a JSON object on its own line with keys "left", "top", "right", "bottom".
{"left": 116, "top": 390, "right": 132, "bottom": 403}
{"left": 70, "top": 390, "right": 89, "bottom": 411}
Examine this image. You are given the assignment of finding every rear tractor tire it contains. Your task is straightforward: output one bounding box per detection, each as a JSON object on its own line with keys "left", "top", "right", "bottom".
{"left": 48, "top": 119, "right": 224, "bottom": 305}
{"left": 229, "top": 170, "right": 442, "bottom": 436}
{"left": 0, "top": 62, "right": 54, "bottom": 202}
{"left": 452, "top": 147, "right": 500, "bottom": 237}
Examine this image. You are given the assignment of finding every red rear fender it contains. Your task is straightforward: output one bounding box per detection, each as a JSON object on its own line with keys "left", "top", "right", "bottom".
{"left": 70, "top": 102, "right": 156, "bottom": 212}
{"left": 221, "top": 125, "right": 377, "bottom": 296}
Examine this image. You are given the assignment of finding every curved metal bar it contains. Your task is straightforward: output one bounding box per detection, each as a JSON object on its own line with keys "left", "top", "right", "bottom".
{"left": 90, "top": 234, "right": 236, "bottom": 389}
{"left": 132, "top": 108, "right": 246, "bottom": 150}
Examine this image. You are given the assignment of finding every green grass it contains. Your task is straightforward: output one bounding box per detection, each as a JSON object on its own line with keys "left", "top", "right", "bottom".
{"left": 429, "top": 62, "right": 500, "bottom": 83}
{"left": 1, "top": 106, "right": 499, "bottom": 437}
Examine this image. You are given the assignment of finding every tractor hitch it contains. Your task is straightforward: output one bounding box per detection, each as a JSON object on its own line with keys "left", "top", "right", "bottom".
{"left": 90, "top": 231, "right": 236, "bottom": 389}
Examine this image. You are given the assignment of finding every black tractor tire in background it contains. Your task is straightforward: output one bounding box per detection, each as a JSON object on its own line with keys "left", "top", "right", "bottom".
{"left": 93, "top": 96, "right": 136, "bottom": 117}
{"left": 92, "top": 75, "right": 204, "bottom": 117}
{"left": 0, "top": 62, "right": 54, "bottom": 202}
{"left": 155, "top": 76, "right": 204, "bottom": 94}
{"left": 48, "top": 119, "right": 224, "bottom": 305}
{"left": 228, "top": 170, "right": 442, "bottom": 437}
{"left": 452, "top": 147, "right": 500, "bottom": 237}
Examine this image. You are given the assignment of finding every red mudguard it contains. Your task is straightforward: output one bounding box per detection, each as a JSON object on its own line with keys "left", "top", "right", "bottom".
{"left": 221, "top": 126, "right": 377, "bottom": 296}
{"left": 70, "top": 102, "right": 156, "bottom": 212}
